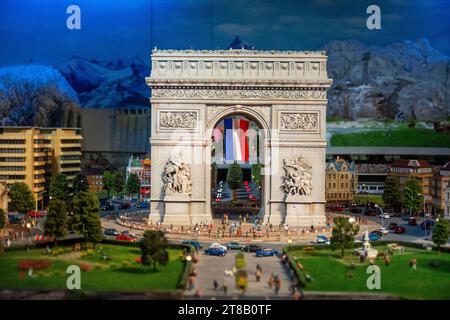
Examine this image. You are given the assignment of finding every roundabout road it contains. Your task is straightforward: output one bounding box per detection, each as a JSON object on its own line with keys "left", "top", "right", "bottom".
{"left": 184, "top": 251, "right": 294, "bottom": 299}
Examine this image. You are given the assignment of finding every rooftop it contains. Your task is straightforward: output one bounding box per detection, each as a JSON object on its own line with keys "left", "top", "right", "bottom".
{"left": 391, "top": 159, "right": 431, "bottom": 168}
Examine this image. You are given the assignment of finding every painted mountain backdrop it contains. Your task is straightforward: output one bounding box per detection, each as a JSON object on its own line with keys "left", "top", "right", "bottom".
{"left": 1, "top": 37, "right": 449, "bottom": 126}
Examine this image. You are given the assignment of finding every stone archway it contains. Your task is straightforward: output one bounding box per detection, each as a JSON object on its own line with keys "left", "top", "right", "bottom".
{"left": 207, "top": 108, "right": 270, "bottom": 220}
{"left": 146, "top": 49, "right": 332, "bottom": 227}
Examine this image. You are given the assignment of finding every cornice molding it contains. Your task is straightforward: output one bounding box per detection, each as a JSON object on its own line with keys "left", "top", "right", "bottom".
{"left": 146, "top": 78, "right": 333, "bottom": 87}
{"left": 152, "top": 48, "right": 327, "bottom": 57}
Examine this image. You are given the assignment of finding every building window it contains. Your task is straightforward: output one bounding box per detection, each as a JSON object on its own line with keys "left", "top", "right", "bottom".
{"left": 61, "top": 139, "right": 81, "bottom": 144}
{"left": 0, "top": 148, "right": 25, "bottom": 153}
{"left": 0, "top": 139, "right": 25, "bottom": 144}
{"left": 0, "top": 166, "right": 25, "bottom": 171}
{"left": 0, "top": 157, "right": 25, "bottom": 162}
{"left": 61, "top": 147, "right": 81, "bottom": 152}
{"left": 0, "top": 175, "right": 25, "bottom": 180}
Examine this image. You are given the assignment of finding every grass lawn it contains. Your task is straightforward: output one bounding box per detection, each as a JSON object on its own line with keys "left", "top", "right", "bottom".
{"left": 289, "top": 246, "right": 450, "bottom": 299}
{"left": 354, "top": 195, "right": 384, "bottom": 206}
{"left": 330, "top": 128, "right": 450, "bottom": 147}
{"left": 0, "top": 244, "right": 185, "bottom": 291}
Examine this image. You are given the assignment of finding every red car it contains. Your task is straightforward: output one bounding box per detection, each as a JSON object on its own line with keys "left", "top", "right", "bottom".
{"left": 408, "top": 218, "right": 417, "bottom": 226}
{"left": 394, "top": 226, "right": 406, "bottom": 234}
{"left": 27, "top": 210, "right": 45, "bottom": 218}
{"left": 116, "top": 234, "right": 136, "bottom": 242}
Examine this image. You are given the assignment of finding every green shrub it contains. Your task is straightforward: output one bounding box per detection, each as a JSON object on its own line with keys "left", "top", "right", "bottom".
{"left": 235, "top": 269, "right": 248, "bottom": 291}
{"left": 235, "top": 252, "right": 246, "bottom": 269}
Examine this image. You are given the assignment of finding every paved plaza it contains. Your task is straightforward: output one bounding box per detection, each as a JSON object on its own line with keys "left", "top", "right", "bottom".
{"left": 184, "top": 251, "right": 294, "bottom": 299}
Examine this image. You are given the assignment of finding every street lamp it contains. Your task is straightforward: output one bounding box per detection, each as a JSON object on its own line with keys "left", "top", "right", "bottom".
{"left": 26, "top": 222, "right": 31, "bottom": 250}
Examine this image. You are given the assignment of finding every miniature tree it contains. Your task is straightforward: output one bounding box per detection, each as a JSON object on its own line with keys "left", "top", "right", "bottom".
{"left": 70, "top": 191, "right": 102, "bottom": 248}
{"left": 102, "top": 171, "right": 115, "bottom": 198}
{"left": 113, "top": 171, "right": 125, "bottom": 195}
{"left": 44, "top": 199, "right": 68, "bottom": 246}
{"left": 382, "top": 176, "right": 402, "bottom": 211}
{"left": 404, "top": 178, "right": 423, "bottom": 216}
{"left": 432, "top": 219, "right": 449, "bottom": 252}
{"left": 127, "top": 173, "right": 141, "bottom": 199}
{"left": 8, "top": 182, "right": 34, "bottom": 215}
{"left": 227, "top": 162, "right": 243, "bottom": 201}
{"left": 140, "top": 230, "right": 169, "bottom": 271}
{"left": 49, "top": 173, "right": 68, "bottom": 201}
{"left": 73, "top": 173, "right": 89, "bottom": 194}
{"left": 330, "top": 216, "right": 360, "bottom": 258}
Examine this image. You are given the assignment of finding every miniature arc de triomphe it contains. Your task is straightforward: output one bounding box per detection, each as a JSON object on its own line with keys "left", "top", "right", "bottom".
{"left": 146, "top": 48, "right": 332, "bottom": 227}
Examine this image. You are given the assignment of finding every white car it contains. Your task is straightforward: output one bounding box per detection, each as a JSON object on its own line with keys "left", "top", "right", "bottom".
{"left": 209, "top": 242, "right": 227, "bottom": 251}
{"left": 380, "top": 213, "right": 390, "bottom": 219}
{"left": 379, "top": 227, "right": 389, "bottom": 235}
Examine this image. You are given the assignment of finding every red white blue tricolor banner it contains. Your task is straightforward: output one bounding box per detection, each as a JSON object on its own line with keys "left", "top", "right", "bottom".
{"left": 224, "top": 118, "right": 249, "bottom": 162}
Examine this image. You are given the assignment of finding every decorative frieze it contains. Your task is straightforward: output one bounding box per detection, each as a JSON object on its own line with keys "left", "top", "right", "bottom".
{"left": 159, "top": 111, "right": 198, "bottom": 129}
{"left": 280, "top": 112, "right": 319, "bottom": 131}
{"left": 282, "top": 156, "right": 313, "bottom": 196}
{"left": 152, "top": 88, "right": 327, "bottom": 100}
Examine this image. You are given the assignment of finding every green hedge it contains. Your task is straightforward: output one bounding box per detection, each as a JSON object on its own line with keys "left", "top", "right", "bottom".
{"left": 235, "top": 252, "right": 246, "bottom": 269}
{"left": 6, "top": 237, "right": 193, "bottom": 290}
{"left": 284, "top": 241, "right": 450, "bottom": 254}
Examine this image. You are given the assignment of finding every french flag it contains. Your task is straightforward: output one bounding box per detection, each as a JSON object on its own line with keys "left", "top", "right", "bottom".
{"left": 224, "top": 118, "right": 249, "bottom": 162}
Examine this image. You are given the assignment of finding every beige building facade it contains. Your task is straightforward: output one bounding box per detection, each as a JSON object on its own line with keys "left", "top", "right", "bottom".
{"left": 431, "top": 162, "right": 450, "bottom": 215}
{"left": 0, "top": 127, "right": 82, "bottom": 209}
{"left": 146, "top": 49, "right": 332, "bottom": 227}
{"left": 325, "top": 157, "right": 358, "bottom": 202}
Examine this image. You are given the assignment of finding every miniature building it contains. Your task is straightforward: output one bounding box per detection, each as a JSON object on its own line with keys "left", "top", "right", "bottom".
{"left": 146, "top": 48, "right": 332, "bottom": 226}
{"left": 0, "top": 127, "right": 82, "bottom": 209}
{"left": 126, "top": 156, "right": 151, "bottom": 200}
{"left": 388, "top": 159, "right": 433, "bottom": 210}
{"left": 431, "top": 162, "right": 450, "bottom": 215}
{"left": 325, "top": 157, "right": 358, "bottom": 202}
{"left": 444, "top": 183, "right": 450, "bottom": 221}
{"left": 84, "top": 167, "right": 104, "bottom": 193}
{"left": 0, "top": 181, "right": 8, "bottom": 217}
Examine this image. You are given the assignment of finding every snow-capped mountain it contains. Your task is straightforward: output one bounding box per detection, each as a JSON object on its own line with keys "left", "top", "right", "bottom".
{"left": 0, "top": 64, "right": 79, "bottom": 126}
{"left": 56, "top": 56, "right": 149, "bottom": 108}
{"left": 1, "top": 37, "right": 449, "bottom": 128}
{"left": 324, "top": 38, "right": 450, "bottom": 121}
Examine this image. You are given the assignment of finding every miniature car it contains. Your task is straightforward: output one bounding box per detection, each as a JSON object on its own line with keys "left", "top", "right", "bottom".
{"left": 255, "top": 248, "right": 279, "bottom": 257}
{"left": 204, "top": 247, "right": 226, "bottom": 256}
{"left": 8, "top": 214, "right": 22, "bottom": 224}
{"left": 316, "top": 235, "right": 330, "bottom": 245}
{"left": 242, "top": 244, "right": 262, "bottom": 252}
{"left": 225, "top": 242, "right": 244, "bottom": 250}
{"left": 209, "top": 242, "right": 228, "bottom": 251}
{"left": 368, "top": 232, "right": 380, "bottom": 241}
{"left": 104, "top": 228, "right": 120, "bottom": 236}
{"left": 389, "top": 223, "right": 398, "bottom": 230}
{"left": 408, "top": 217, "right": 417, "bottom": 226}
{"left": 181, "top": 240, "right": 203, "bottom": 249}
{"left": 115, "top": 234, "right": 136, "bottom": 242}
{"left": 421, "top": 220, "right": 435, "bottom": 230}
{"left": 393, "top": 226, "right": 406, "bottom": 234}
{"left": 27, "top": 210, "right": 45, "bottom": 218}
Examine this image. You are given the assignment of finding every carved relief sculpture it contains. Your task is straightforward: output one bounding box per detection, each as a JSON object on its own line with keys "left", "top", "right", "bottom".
{"left": 280, "top": 112, "right": 318, "bottom": 130}
{"left": 160, "top": 111, "right": 197, "bottom": 129}
{"left": 282, "top": 156, "right": 313, "bottom": 196}
{"left": 163, "top": 156, "right": 192, "bottom": 196}
{"left": 152, "top": 88, "right": 327, "bottom": 100}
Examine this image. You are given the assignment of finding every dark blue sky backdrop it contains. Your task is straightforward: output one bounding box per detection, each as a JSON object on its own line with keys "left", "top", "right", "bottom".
{"left": 0, "top": 0, "right": 449, "bottom": 66}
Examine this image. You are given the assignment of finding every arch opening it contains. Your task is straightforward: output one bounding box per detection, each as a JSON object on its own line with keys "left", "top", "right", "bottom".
{"left": 210, "top": 114, "right": 264, "bottom": 221}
